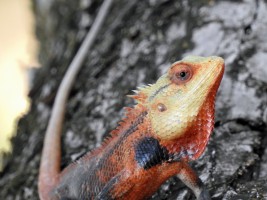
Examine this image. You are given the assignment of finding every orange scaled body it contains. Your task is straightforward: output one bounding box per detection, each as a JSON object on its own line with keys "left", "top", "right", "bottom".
{"left": 38, "top": 56, "right": 224, "bottom": 200}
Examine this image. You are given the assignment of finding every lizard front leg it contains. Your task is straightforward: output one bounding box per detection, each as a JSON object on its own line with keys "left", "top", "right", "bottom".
{"left": 177, "top": 162, "right": 211, "bottom": 200}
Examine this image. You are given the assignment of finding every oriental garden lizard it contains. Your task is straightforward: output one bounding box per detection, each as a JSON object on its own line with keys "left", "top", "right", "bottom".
{"left": 38, "top": 55, "right": 224, "bottom": 200}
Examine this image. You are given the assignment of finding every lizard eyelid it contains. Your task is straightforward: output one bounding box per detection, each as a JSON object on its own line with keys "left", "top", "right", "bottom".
{"left": 170, "top": 65, "right": 193, "bottom": 85}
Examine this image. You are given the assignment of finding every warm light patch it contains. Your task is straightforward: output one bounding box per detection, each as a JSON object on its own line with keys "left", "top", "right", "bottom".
{"left": 0, "top": 0, "right": 38, "bottom": 155}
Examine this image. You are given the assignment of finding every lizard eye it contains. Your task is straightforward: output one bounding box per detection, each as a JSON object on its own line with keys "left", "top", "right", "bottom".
{"left": 178, "top": 71, "right": 188, "bottom": 80}
{"left": 171, "top": 65, "right": 192, "bottom": 85}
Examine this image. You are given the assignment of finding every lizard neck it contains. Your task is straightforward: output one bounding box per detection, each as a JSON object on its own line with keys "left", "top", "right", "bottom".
{"left": 160, "top": 87, "right": 218, "bottom": 162}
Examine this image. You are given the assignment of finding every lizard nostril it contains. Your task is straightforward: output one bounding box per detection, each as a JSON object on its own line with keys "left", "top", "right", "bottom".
{"left": 157, "top": 103, "right": 167, "bottom": 112}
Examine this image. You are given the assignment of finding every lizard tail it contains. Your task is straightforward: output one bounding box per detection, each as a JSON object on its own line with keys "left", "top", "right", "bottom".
{"left": 38, "top": 0, "right": 113, "bottom": 199}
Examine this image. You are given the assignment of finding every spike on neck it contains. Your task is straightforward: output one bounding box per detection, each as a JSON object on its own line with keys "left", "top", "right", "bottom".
{"left": 128, "top": 84, "right": 153, "bottom": 104}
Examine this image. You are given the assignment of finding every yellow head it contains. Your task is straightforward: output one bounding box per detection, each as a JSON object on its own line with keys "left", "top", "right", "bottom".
{"left": 133, "top": 56, "right": 224, "bottom": 140}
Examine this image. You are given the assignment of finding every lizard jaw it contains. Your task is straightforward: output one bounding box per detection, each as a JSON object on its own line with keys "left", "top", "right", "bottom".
{"left": 148, "top": 56, "right": 224, "bottom": 141}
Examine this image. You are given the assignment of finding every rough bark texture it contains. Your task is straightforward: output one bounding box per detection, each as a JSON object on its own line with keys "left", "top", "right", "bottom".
{"left": 1, "top": 0, "right": 267, "bottom": 199}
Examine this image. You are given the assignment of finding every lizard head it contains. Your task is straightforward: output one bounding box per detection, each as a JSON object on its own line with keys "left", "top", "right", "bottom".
{"left": 131, "top": 56, "right": 224, "bottom": 140}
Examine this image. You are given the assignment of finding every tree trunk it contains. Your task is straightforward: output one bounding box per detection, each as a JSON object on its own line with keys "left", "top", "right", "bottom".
{"left": 1, "top": 0, "right": 267, "bottom": 199}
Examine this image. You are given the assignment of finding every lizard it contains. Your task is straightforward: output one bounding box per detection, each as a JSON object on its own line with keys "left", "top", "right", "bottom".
{"left": 38, "top": 55, "right": 224, "bottom": 200}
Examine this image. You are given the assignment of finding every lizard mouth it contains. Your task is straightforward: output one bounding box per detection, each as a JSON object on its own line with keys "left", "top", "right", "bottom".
{"left": 210, "top": 57, "right": 225, "bottom": 91}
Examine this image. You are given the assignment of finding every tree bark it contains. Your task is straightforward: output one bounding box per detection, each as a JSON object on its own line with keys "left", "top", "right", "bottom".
{"left": 1, "top": 0, "right": 267, "bottom": 199}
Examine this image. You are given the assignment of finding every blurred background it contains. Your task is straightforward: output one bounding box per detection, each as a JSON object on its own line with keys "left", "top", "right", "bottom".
{"left": 0, "top": 0, "right": 267, "bottom": 199}
{"left": 0, "top": 0, "right": 38, "bottom": 163}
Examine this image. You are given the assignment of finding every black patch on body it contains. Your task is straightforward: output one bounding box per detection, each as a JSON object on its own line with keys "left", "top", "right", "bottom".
{"left": 135, "top": 137, "right": 169, "bottom": 169}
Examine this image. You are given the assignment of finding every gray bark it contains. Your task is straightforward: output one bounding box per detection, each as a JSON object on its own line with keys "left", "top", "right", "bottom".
{"left": 0, "top": 0, "right": 267, "bottom": 199}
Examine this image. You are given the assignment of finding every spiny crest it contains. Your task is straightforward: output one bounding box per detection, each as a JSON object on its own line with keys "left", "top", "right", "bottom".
{"left": 79, "top": 105, "right": 145, "bottom": 161}
{"left": 79, "top": 104, "right": 148, "bottom": 164}
{"left": 127, "top": 84, "right": 154, "bottom": 103}
{"left": 109, "top": 105, "right": 143, "bottom": 137}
